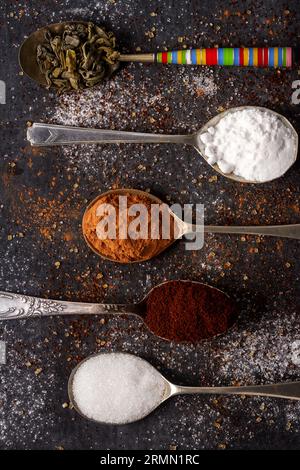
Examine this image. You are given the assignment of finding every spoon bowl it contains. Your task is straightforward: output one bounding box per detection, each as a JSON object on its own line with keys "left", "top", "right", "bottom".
{"left": 194, "top": 105, "right": 298, "bottom": 184}
{"left": 139, "top": 279, "right": 237, "bottom": 343}
{"left": 82, "top": 188, "right": 179, "bottom": 263}
{"left": 67, "top": 352, "right": 172, "bottom": 425}
{"left": 19, "top": 21, "right": 119, "bottom": 86}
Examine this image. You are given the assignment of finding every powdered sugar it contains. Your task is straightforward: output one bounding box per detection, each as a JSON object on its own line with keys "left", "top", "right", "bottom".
{"left": 200, "top": 108, "right": 297, "bottom": 182}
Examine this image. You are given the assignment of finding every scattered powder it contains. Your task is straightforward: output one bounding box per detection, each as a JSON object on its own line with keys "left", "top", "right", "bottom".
{"left": 291, "top": 341, "right": 300, "bottom": 366}
{"left": 2, "top": 0, "right": 300, "bottom": 451}
{"left": 72, "top": 353, "right": 168, "bottom": 424}
{"left": 217, "top": 310, "right": 300, "bottom": 384}
{"left": 200, "top": 108, "right": 297, "bottom": 182}
{"left": 52, "top": 65, "right": 217, "bottom": 171}
{"left": 0, "top": 322, "right": 56, "bottom": 449}
{"left": 53, "top": 67, "right": 216, "bottom": 129}
{"left": 182, "top": 74, "right": 217, "bottom": 97}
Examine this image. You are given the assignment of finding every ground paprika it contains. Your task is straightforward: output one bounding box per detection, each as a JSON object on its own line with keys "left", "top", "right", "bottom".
{"left": 82, "top": 189, "right": 175, "bottom": 263}
{"left": 145, "top": 280, "right": 237, "bottom": 343}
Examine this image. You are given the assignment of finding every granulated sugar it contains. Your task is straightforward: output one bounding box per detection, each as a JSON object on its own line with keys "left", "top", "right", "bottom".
{"left": 52, "top": 64, "right": 217, "bottom": 171}
{"left": 71, "top": 353, "right": 168, "bottom": 424}
{"left": 53, "top": 66, "right": 216, "bottom": 127}
{"left": 200, "top": 108, "right": 297, "bottom": 182}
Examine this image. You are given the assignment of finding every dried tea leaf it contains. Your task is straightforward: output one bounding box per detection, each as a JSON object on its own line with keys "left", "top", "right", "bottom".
{"left": 52, "top": 67, "right": 62, "bottom": 78}
{"left": 64, "top": 35, "right": 80, "bottom": 48}
{"left": 36, "top": 22, "right": 120, "bottom": 93}
{"left": 66, "top": 49, "right": 76, "bottom": 72}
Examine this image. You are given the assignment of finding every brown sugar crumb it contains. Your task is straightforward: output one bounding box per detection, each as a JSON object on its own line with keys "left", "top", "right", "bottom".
{"left": 249, "top": 247, "right": 259, "bottom": 254}
{"left": 63, "top": 231, "right": 73, "bottom": 242}
{"left": 214, "top": 419, "right": 222, "bottom": 429}
{"left": 223, "top": 261, "right": 232, "bottom": 269}
{"left": 169, "top": 444, "right": 177, "bottom": 450}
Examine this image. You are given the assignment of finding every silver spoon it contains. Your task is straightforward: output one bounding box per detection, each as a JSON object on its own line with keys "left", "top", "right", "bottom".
{"left": 82, "top": 188, "right": 300, "bottom": 264}
{"left": 0, "top": 280, "right": 236, "bottom": 342}
{"left": 68, "top": 352, "right": 300, "bottom": 425}
{"left": 26, "top": 106, "right": 298, "bottom": 184}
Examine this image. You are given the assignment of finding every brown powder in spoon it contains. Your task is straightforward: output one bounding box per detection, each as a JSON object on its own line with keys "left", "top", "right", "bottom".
{"left": 82, "top": 190, "right": 175, "bottom": 263}
{"left": 145, "top": 281, "right": 237, "bottom": 343}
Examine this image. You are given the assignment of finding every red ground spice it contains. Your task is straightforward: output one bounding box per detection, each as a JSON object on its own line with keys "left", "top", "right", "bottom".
{"left": 145, "top": 280, "right": 237, "bottom": 343}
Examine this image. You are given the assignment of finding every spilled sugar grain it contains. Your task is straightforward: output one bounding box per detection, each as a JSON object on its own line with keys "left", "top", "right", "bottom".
{"left": 216, "top": 310, "right": 300, "bottom": 383}
{"left": 0, "top": 325, "right": 56, "bottom": 449}
{"left": 52, "top": 64, "right": 217, "bottom": 172}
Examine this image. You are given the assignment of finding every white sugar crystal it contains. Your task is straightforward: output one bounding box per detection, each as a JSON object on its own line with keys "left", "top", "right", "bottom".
{"left": 199, "top": 108, "right": 297, "bottom": 182}
{"left": 72, "top": 353, "right": 168, "bottom": 424}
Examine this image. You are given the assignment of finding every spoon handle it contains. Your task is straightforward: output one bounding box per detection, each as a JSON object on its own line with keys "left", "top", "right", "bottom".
{"left": 120, "top": 47, "right": 293, "bottom": 68}
{"left": 173, "top": 381, "right": 300, "bottom": 400}
{"left": 202, "top": 224, "right": 300, "bottom": 239}
{"left": 27, "top": 123, "right": 192, "bottom": 146}
{"left": 0, "top": 291, "right": 139, "bottom": 320}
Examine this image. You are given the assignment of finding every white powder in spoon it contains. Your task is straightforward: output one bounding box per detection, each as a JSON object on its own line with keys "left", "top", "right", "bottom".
{"left": 199, "top": 108, "right": 297, "bottom": 182}
{"left": 71, "top": 353, "right": 168, "bottom": 424}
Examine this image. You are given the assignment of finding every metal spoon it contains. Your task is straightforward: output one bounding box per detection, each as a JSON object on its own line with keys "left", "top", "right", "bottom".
{"left": 68, "top": 352, "right": 300, "bottom": 425}
{"left": 0, "top": 280, "right": 235, "bottom": 342}
{"left": 27, "top": 106, "right": 298, "bottom": 183}
{"left": 82, "top": 188, "right": 300, "bottom": 263}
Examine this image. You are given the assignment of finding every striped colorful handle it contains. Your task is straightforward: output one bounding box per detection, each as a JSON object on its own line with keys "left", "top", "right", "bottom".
{"left": 156, "top": 47, "right": 292, "bottom": 67}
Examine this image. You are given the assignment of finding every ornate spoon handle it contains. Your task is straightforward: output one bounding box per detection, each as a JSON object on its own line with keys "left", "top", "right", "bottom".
{"left": 0, "top": 292, "right": 138, "bottom": 320}
{"left": 120, "top": 47, "right": 293, "bottom": 67}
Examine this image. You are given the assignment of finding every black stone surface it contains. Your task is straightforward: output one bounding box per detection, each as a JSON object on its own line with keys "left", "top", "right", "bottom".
{"left": 1, "top": 0, "right": 300, "bottom": 450}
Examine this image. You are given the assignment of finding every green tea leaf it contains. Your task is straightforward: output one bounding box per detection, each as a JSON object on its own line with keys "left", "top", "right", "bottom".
{"left": 36, "top": 22, "right": 119, "bottom": 93}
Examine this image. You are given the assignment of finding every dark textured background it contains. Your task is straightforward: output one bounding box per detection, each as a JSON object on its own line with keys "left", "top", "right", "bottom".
{"left": 1, "top": 0, "right": 300, "bottom": 450}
